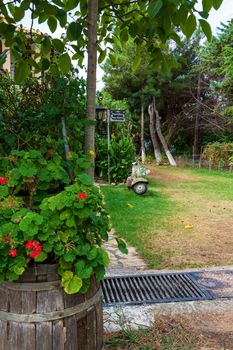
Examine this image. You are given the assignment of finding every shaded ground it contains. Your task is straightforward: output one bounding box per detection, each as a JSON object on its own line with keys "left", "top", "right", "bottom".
{"left": 176, "top": 312, "right": 233, "bottom": 349}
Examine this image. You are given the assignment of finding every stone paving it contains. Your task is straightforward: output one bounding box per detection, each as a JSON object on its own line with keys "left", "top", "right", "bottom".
{"left": 104, "top": 230, "right": 147, "bottom": 274}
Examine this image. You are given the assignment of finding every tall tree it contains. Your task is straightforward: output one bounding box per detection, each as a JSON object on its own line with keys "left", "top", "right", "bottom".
{"left": 193, "top": 73, "right": 201, "bottom": 160}
{"left": 103, "top": 39, "right": 179, "bottom": 163}
{"left": 85, "top": 0, "right": 98, "bottom": 178}
{"left": 199, "top": 20, "right": 233, "bottom": 114}
{"left": 148, "top": 102, "right": 162, "bottom": 163}
{"left": 153, "top": 97, "right": 176, "bottom": 166}
{"left": 140, "top": 103, "right": 146, "bottom": 162}
{"left": 0, "top": 0, "right": 224, "bottom": 175}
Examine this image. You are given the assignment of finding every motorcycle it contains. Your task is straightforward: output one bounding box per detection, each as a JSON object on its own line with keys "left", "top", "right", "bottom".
{"left": 126, "top": 162, "right": 150, "bottom": 195}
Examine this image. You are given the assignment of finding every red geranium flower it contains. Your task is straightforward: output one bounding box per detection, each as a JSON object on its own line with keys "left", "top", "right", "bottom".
{"left": 77, "top": 193, "right": 87, "bottom": 199}
{"left": 25, "top": 240, "right": 34, "bottom": 249}
{"left": 29, "top": 250, "right": 41, "bottom": 259}
{"left": 26, "top": 241, "right": 42, "bottom": 259}
{"left": 26, "top": 240, "right": 42, "bottom": 251}
{"left": 9, "top": 249, "right": 17, "bottom": 257}
{"left": 0, "top": 177, "right": 7, "bottom": 186}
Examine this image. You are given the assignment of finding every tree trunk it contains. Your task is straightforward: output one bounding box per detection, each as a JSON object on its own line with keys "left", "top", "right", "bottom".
{"left": 193, "top": 73, "right": 201, "bottom": 162}
{"left": 148, "top": 103, "right": 162, "bottom": 163}
{"left": 153, "top": 97, "right": 177, "bottom": 166}
{"left": 141, "top": 104, "right": 146, "bottom": 163}
{"left": 85, "top": 0, "right": 98, "bottom": 179}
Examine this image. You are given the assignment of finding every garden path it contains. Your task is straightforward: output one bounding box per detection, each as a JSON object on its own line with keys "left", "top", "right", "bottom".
{"left": 104, "top": 230, "right": 147, "bottom": 274}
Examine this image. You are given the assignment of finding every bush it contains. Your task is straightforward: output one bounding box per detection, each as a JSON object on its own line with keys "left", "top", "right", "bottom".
{"left": 202, "top": 142, "right": 233, "bottom": 167}
{"left": 0, "top": 72, "right": 86, "bottom": 156}
{"left": 96, "top": 136, "right": 134, "bottom": 183}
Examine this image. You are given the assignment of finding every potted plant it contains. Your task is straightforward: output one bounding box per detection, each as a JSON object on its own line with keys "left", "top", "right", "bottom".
{"left": 0, "top": 146, "right": 112, "bottom": 286}
{"left": 0, "top": 73, "right": 128, "bottom": 349}
{"left": 0, "top": 148, "right": 111, "bottom": 349}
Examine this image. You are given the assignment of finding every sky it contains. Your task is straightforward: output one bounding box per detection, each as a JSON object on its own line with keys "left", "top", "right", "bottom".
{"left": 197, "top": 0, "right": 233, "bottom": 34}
{"left": 20, "top": 0, "right": 233, "bottom": 90}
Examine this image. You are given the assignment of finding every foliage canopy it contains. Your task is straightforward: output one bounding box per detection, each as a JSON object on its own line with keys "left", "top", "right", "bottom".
{"left": 0, "top": 0, "right": 223, "bottom": 82}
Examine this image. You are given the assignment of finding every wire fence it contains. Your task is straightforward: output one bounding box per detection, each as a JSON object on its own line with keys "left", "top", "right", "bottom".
{"left": 176, "top": 154, "right": 233, "bottom": 173}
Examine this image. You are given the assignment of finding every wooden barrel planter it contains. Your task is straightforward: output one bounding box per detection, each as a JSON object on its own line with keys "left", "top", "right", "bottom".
{"left": 0, "top": 264, "right": 103, "bottom": 350}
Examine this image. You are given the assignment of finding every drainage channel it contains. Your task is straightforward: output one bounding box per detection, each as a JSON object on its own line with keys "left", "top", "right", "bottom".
{"left": 101, "top": 272, "right": 212, "bottom": 306}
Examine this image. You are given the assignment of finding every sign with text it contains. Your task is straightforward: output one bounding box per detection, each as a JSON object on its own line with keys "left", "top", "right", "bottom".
{"left": 109, "top": 109, "right": 125, "bottom": 122}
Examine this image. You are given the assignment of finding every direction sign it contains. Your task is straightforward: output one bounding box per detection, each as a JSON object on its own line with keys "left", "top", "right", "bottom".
{"left": 109, "top": 109, "right": 125, "bottom": 122}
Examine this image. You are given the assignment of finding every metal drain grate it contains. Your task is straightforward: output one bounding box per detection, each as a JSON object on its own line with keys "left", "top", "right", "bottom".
{"left": 101, "top": 273, "right": 212, "bottom": 306}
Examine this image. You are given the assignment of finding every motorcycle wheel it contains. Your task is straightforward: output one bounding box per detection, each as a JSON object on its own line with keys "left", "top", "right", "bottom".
{"left": 132, "top": 182, "right": 148, "bottom": 195}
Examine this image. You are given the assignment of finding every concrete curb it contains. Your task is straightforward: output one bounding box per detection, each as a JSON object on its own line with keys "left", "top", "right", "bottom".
{"left": 103, "top": 298, "right": 233, "bottom": 332}
{"left": 106, "top": 265, "right": 233, "bottom": 277}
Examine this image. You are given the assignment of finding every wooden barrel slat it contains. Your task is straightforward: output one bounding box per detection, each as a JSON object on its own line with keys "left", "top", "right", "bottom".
{"left": 9, "top": 290, "right": 22, "bottom": 313}
{"left": 96, "top": 300, "right": 103, "bottom": 350}
{"left": 37, "top": 290, "right": 53, "bottom": 313}
{"left": 87, "top": 307, "right": 97, "bottom": 350}
{"left": 86, "top": 278, "right": 98, "bottom": 299}
{"left": 18, "top": 323, "right": 36, "bottom": 350}
{"left": 64, "top": 315, "right": 78, "bottom": 350}
{"left": 9, "top": 322, "right": 35, "bottom": 349}
{"left": 36, "top": 288, "right": 55, "bottom": 350}
{"left": 22, "top": 291, "right": 36, "bottom": 314}
{"left": 36, "top": 322, "right": 53, "bottom": 350}
{"left": 64, "top": 292, "right": 84, "bottom": 308}
{"left": 0, "top": 265, "right": 103, "bottom": 350}
{"left": 9, "top": 321, "right": 19, "bottom": 348}
{"left": 77, "top": 317, "right": 87, "bottom": 349}
{"left": 48, "top": 289, "right": 64, "bottom": 312}
{"left": 53, "top": 320, "right": 66, "bottom": 350}
{"left": 0, "top": 320, "right": 7, "bottom": 349}
{"left": 0, "top": 287, "right": 8, "bottom": 311}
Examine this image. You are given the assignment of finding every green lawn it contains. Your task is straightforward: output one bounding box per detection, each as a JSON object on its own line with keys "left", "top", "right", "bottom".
{"left": 102, "top": 166, "right": 233, "bottom": 269}
{"left": 102, "top": 182, "right": 177, "bottom": 267}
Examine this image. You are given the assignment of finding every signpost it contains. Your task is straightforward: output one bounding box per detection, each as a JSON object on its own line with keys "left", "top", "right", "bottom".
{"left": 107, "top": 110, "right": 111, "bottom": 184}
{"left": 109, "top": 109, "right": 126, "bottom": 122}
{"left": 107, "top": 109, "right": 125, "bottom": 183}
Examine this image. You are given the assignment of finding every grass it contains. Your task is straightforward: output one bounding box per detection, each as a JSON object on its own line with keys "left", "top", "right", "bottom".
{"left": 102, "top": 166, "right": 233, "bottom": 269}
{"left": 154, "top": 167, "right": 233, "bottom": 201}
{"left": 102, "top": 184, "right": 178, "bottom": 268}
{"left": 104, "top": 319, "right": 203, "bottom": 350}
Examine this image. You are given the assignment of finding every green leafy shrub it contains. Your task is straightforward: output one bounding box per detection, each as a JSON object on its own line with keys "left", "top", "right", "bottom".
{"left": 96, "top": 137, "right": 134, "bottom": 183}
{"left": 229, "top": 155, "right": 233, "bottom": 166}
{"left": 0, "top": 149, "right": 70, "bottom": 203}
{"left": 0, "top": 72, "right": 86, "bottom": 156}
{"left": 202, "top": 142, "right": 233, "bottom": 167}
